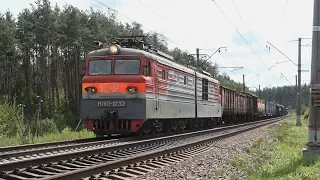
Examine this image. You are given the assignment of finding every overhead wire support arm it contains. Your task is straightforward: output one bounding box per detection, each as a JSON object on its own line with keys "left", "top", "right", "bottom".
{"left": 201, "top": 46, "right": 228, "bottom": 67}
{"left": 219, "top": 66, "right": 244, "bottom": 72}
{"left": 268, "top": 60, "right": 291, "bottom": 70}
{"left": 266, "top": 41, "right": 297, "bottom": 66}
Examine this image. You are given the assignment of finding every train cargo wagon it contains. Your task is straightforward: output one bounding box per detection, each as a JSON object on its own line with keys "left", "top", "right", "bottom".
{"left": 265, "top": 102, "right": 271, "bottom": 117}
{"left": 236, "top": 93, "right": 246, "bottom": 114}
{"left": 220, "top": 86, "right": 237, "bottom": 123}
{"left": 271, "top": 102, "right": 277, "bottom": 117}
{"left": 276, "top": 104, "right": 284, "bottom": 117}
{"left": 236, "top": 92, "right": 247, "bottom": 122}
{"left": 257, "top": 99, "right": 265, "bottom": 118}
{"left": 242, "top": 92, "right": 258, "bottom": 121}
{"left": 221, "top": 86, "right": 237, "bottom": 114}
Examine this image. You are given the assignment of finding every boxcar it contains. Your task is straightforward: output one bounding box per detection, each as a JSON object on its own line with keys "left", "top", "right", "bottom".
{"left": 220, "top": 86, "right": 237, "bottom": 124}
{"left": 243, "top": 92, "right": 258, "bottom": 121}
{"left": 257, "top": 99, "right": 265, "bottom": 118}
{"left": 276, "top": 104, "right": 285, "bottom": 117}
{"left": 265, "top": 101, "right": 277, "bottom": 117}
{"left": 236, "top": 92, "right": 247, "bottom": 121}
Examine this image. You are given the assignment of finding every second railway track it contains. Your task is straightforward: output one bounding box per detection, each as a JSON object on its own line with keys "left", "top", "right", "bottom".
{"left": 0, "top": 116, "right": 288, "bottom": 180}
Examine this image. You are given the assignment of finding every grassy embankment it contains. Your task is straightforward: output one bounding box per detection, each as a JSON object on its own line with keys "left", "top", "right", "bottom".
{"left": 0, "top": 128, "right": 95, "bottom": 147}
{"left": 215, "top": 113, "right": 320, "bottom": 179}
{"left": 0, "top": 102, "right": 95, "bottom": 147}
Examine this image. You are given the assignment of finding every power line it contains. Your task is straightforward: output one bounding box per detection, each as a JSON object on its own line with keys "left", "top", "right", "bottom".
{"left": 212, "top": 1, "right": 276, "bottom": 81}
{"left": 91, "top": 0, "right": 181, "bottom": 47}
{"left": 266, "top": 41, "right": 297, "bottom": 66}
{"left": 231, "top": 0, "right": 260, "bottom": 47}
{"left": 281, "top": 73, "right": 294, "bottom": 86}
{"left": 212, "top": 0, "right": 297, "bottom": 89}
{"left": 230, "top": 0, "right": 286, "bottom": 85}
{"left": 136, "top": 0, "right": 166, "bottom": 21}
{"left": 278, "top": 0, "right": 290, "bottom": 33}
{"left": 135, "top": 0, "right": 190, "bottom": 43}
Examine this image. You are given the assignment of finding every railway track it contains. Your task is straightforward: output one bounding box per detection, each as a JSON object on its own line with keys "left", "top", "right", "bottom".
{"left": 0, "top": 119, "right": 268, "bottom": 165}
{"left": 0, "top": 116, "right": 288, "bottom": 180}
{"left": 0, "top": 128, "right": 218, "bottom": 165}
{"left": 0, "top": 136, "right": 112, "bottom": 155}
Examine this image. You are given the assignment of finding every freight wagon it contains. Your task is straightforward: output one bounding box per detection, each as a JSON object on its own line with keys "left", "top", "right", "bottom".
{"left": 265, "top": 101, "right": 277, "bottom": 117}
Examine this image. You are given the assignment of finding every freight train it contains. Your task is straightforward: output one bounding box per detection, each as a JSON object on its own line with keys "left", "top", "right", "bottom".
{"left": 80, "top": 36, "right": 288, "bottom": 137}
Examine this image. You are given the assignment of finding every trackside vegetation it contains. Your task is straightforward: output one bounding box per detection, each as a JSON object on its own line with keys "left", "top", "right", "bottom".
{"left": 0, "top": 103, "right": 94, "bottom": 147}
{"left": 223, "top": 114, "right": 320, "bottom": 180}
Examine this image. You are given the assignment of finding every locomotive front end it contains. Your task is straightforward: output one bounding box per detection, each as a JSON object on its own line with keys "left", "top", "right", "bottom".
{"left": 80, "top": 44, "right": 148, "bottom": 137}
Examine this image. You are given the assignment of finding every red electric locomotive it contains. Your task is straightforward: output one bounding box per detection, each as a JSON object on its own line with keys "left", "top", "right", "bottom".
{"left": 80, "top": 36, "right": 222, "bottom": 137}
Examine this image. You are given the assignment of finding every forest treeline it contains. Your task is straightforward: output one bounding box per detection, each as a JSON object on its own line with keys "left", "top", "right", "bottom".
{"left": 0, "top": 0, "right": 305, "bottom": 138}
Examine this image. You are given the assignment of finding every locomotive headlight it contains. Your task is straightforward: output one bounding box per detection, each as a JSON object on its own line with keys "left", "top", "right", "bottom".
{"left": 127, "top": 86, "right": 138, "bottom": 93}
{"left": 85, "top": 87, "right": 97, "bottom": 94}
{"left": 109, "top": 44, "right": 120, "bottom": 55}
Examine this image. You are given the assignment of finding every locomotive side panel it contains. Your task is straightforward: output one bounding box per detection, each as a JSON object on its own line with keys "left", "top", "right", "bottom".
{"left": 196, "top": 73, "right": 222, "bottom": 118}
{"left": 146, "top": 62, "right": 196, "bottom": 119}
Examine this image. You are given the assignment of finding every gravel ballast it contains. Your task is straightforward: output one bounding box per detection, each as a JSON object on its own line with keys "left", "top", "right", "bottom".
{"left": 131, "top": 120, "right": 285, "bottom": 180}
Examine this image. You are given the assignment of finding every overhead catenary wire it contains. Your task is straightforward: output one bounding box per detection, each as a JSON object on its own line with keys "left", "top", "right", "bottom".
{"left": 135, "top": 0, "right": 190, "bottom": 42}
{"left": 136, "top": 0, "right": 166, "bottom": 21}
{"left": 231, "top": 0, "right": 261, "bottom": 47}
{"left": 278, "top": 0, "right": 290, "bottom": 33}
{"left": 280, "top": 73, "right": 294, "bottom": 86}
{"left": 212, "top": 0, "right": 278, "bottom": 85}
{"left": 91, "top": 0, "right": 181, "bottom": 47}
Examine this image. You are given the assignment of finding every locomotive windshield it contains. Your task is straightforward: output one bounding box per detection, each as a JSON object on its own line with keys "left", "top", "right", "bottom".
{"left": 114, "top": 59, "right": 140, "bottom": 75}
{"left": 88, "top": 60, "right": 112, "bottom": 75}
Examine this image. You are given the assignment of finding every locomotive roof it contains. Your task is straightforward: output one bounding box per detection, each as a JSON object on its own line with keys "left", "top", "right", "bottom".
{"left": 87, "top": 46, "right": 220, "bottom": 84}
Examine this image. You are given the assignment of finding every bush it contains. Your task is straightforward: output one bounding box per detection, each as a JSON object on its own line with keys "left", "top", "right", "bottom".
{"left": 41, "top": 118, "right": 58, "bottom": 134}
{"left": 0, "top": 103, "right": 23, "bottom": 137}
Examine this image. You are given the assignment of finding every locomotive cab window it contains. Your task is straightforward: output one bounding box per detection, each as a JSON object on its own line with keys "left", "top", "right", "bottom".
{"left": 143, "top": 60, "right": 151, "bottom": 76}
{"left": 88, "top": 60, "right": 112, "bottom": 75}
{"left": 202, "top": 78, "right": 208, "bottom": 100}
{"left": 114, "top": 59, "right": 140, "bottom": 75}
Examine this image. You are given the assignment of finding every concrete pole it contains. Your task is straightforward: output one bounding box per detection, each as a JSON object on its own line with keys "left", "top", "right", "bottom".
{"left": 243, "top": 74, "right": 245, "bottom": 92}
{"left": 296, "top": 75, "right": 298, "bottom": 92}
{"left": 196, "top": 48, "right": 200, "bottom": 69}
{"left": 297, "top": 38, "right": 302, "bottom": 126}
{"left": 303, "top": 0, "right": 320, "bottom": 157}
{"left": 296, "top": 75, "right": 298, "bottom": 110}
{"left": 259, "top": 85, "right": 261, "bottom": 98}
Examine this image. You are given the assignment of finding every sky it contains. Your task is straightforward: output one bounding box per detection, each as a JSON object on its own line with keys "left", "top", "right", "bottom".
{"left": 0, "top": 0, "right": 314, "bottom": 89}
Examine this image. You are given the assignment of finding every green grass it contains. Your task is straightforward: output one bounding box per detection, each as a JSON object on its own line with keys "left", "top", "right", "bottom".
{"left": 0, "top": 128, "right": 95, "bottom": 147}
{"left": 223, "top": 115, "right": 320, "bottom": 180}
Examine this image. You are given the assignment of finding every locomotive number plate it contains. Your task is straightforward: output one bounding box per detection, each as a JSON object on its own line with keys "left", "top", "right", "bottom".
{"left": 97, "top": 101, "right": 126, "bottom": 108}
